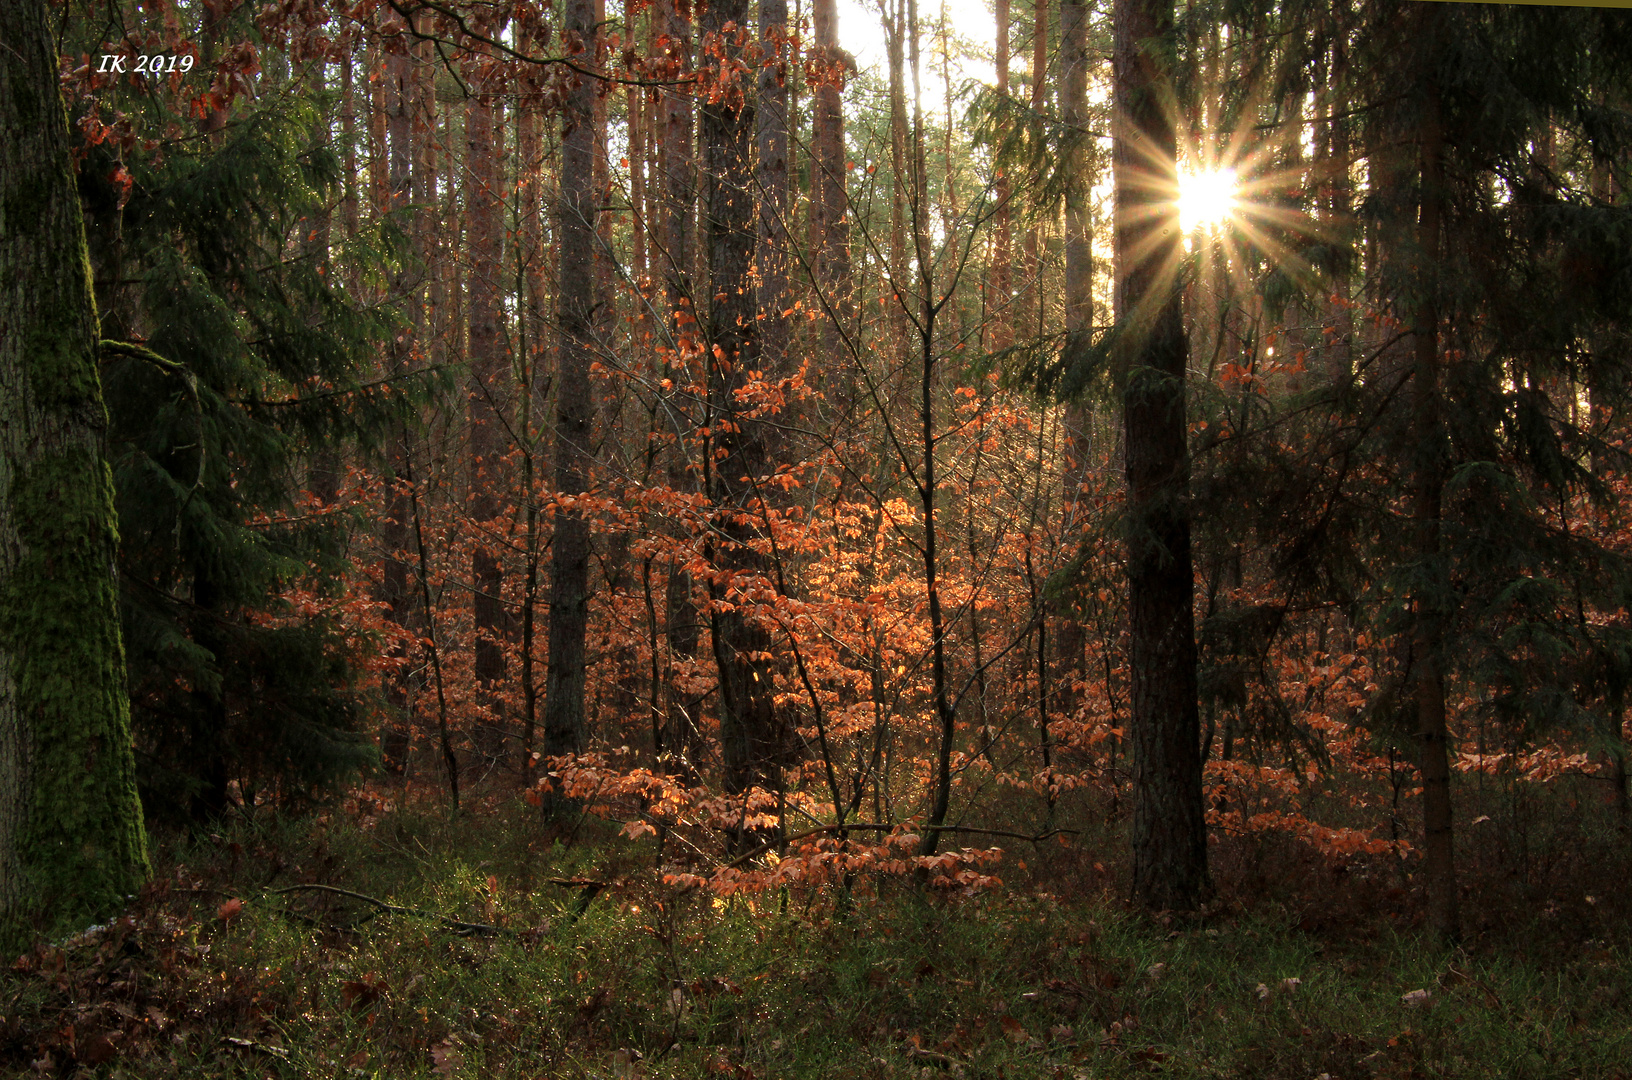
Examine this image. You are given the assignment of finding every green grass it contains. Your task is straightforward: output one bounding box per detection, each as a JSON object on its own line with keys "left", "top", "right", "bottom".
{"left": 3, "top": 801, "right": 1628, "bottom": 1078}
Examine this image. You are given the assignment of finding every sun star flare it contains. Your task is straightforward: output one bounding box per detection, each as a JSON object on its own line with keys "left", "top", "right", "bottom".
{"left": 1178, "top": 167, "right": 1240, "bottom": 233}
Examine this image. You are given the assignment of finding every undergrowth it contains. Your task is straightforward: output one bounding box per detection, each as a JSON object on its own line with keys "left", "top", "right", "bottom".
{"left": 3, "top": 798, "right": 1628, "bottom": 1079}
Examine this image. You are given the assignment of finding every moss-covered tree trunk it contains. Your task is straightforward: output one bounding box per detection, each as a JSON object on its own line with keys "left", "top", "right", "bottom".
{"left": 0, "top": 0, "right": 149, "bottom": 937}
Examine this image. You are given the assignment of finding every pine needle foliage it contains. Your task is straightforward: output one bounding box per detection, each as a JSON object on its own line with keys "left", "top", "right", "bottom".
{"left": 1177, "top": 0, "right": 1632, "bottom": 773}
{"left": 75, "top": 85, "right": 423, "bottom": 820}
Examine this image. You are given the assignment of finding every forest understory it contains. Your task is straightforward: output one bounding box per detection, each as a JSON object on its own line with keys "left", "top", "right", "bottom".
{"left": 5, "top": 785, "right": 1630, "bottom": 1080}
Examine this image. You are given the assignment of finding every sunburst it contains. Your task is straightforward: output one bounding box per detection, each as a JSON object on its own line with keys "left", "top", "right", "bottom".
{"left": 1107, "top": 63, "right": 1336, "bottom": 366}
{"left": 1180, "top": 90, "right": 1334, "bottom": 292}
{"left": 1179, "top": 168, "right": 1240, "bottom": 233}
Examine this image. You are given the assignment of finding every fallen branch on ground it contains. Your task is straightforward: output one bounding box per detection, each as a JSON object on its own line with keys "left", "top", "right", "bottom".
{"left": 270, "top": 883, "right": 506, "bottom": 937}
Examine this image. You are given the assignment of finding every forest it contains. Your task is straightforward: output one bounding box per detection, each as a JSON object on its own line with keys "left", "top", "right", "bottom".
{"left": 2, "top": 0, "right": 1631, "bottom": 1074}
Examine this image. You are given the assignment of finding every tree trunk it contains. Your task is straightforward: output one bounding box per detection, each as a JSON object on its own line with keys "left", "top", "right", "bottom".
{"left": 1113, "top": 0, "right": 1211, "bottom": 912}
{"left": 757, "top": 0, "right": 792, "bottom": 385}
{"left": 1056, "top": 0, "right": 1093, "bottom": 703}
{"left": 1410, "top": 16, "right": 1459, "bottom": 942}
{"left": 0, "top": 0, "right": 149, "bottom": 935}
{"left": 990, "top": 0, "right": 1012, "bottom": 350}
{"left": 518, "top": 20, "right": 549, "bottom": 780}
{"left": 629, "top": 78, "right": 648, "bottom": 285}
{"left": 341, "top": 46, "right": 359, "bottom": 241}
{"left": 544, "top": 0, "right": 600, "bottom": 763}
{"left": 1319, "top": 8, "right": 1354, "bottom": 385}
{"left": 369, "top": 39, "right": 388, "bottom": 218}
{"left": 898, "top": 0, "right": 955, "bottom": 862}
{"left": 657, "top": 0, "right": 702, "bottom": 769}
{"left": 812, "top": 0, "right": 854, "bottom": 385}
{"left": 1023, "top": 0, "right": 1048, "bottom": 337}
{"left": 661, "top": 0, "right": 695, "bottom": 317}
{"left": 593, "top": 0, "right": 616, "bottom": 371}
{"left": 888, "top": 0, "right": 910, "bottom": 365}
{"left": 379, "top": 12, "right": 417, "bottom": 775}
{"left": 704, "top": 0, "right": 787, "bottom": 800}
{"left": 467, "top": 18, "right": 511, "bottom": 767}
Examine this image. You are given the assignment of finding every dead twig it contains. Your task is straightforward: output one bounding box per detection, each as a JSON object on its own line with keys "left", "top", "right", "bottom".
{"left": 270, "top": 883, "right": 505, "bottom": 937}
{"left": 222, "top": 1035, "right": 290, "bottom": 1061}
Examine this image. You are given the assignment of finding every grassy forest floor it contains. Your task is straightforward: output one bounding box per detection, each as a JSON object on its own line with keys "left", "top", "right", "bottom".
{"left": 4, "top": 795, "right": 1630, "bottom": 1079}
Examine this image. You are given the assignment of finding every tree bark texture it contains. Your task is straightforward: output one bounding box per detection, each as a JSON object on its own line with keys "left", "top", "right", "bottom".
{"left": 0, "top": 0, "right": 149, "bottom": 935}
{"left": 811, "top": 0, "right": 854, "bottom": 377}
{"left": 466, "top": 19, "right": 510, "bottom": 760}
{"left": 887, "top": 0, "right": 910, "bottom": 363}
{"left": 703, "top": 0, "right": 788, "bottom": 797}
{"left": 990, "top": 0, "right": 1012, "bottom": 350}
{"left": 1113, "top": 0, "right": 1211, "bottom": 911}
{"left": 517, "top": 18, "right": 548, "bottom": 778}
{"left": 1409, "top": 18, "right": 1459, "bottom": 942}
{"left": 660, "top": 0, "right": 695, "bottom": 318}
{"left": 545, "top": 0, "right": 600, "bottom": 760}
{"left": 757, "top": 0, "right": 792, "bottom": 385}
{"left": 657, "top": 0, "right": 702, "bottom": 767}
{"left": 1056, "top": 0, "right": 1094, "bottom": 694}
{"left": 629, "top": 79, "right": 648, "bottom": 284}
{"left": 379, "top": 20, "right": 418, "bottom": 773}
{"left": 1022, "top": 0, "right": 1048, "bottom": 337}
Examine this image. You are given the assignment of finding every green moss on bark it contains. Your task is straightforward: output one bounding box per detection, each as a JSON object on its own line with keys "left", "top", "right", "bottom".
{"left": 1, "top": 0, "right": 149, "bottom": 947}
{"left": 0, "top": 447, "right": 149, "bottom": 935}
{"left": 19, "top": 207, "right": 104, "bottom": 413}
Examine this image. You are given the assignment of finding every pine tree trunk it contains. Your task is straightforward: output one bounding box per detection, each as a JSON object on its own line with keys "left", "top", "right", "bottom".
{"left": 888, "top": 0, "right": 910, "bottom": 366}
{"left": 1319, "top": 7, "right": 1353, "bottom": 385}
{"left": 593, "top": 0, "right": 616, "bottom": 359}
{"left": 939, "top": 8, "right": 958, "bottom": 233}
{"left": 661, "top": 0, "right": 695, "bottom": 317}
{"left": 1114, "top": 0, "right": 1211, "bottom": 912}
{"left": 517, "top": 20, "right": 548, "bottom": 780}
{"left": 990, "top": 0, "right": 1012, "bottom": 350}
{"left": 629, "top": 78, "right": 648, "bottom": 284}
{"left": 812, "top": 0, "right": 853, "bottom": 384}
{"left": 0, "top": 0, "right": 149, "bottom": 935}
{"left": 544, "top": 0, "right": 600, "bottom": 763}
{"left": 1410, "top": 20, "right": 1459, "bottom": 942}
{"left": 379, "top": 12, "right": 417, "bottom": 775}
{"left": 1023, "top": 0, "right": 1048, "bottom": 337}
{"left": 658, "top": 0, "right": 701, "bottom": 768}
{"left": 1061, "top": 0, "right": 1092, "bottom": 376}
{"left": 304, "top": 52, "right": 341, "bottom": 508}
{"left": 1056, "top": 0, "right": 1093, "bottom": 701}
{"left": 341, "top": 47, "right": 359, "bottom": 242}
{"left": 369, "top": 40, "right": 388, "bottom": 218}
{"left": 704, "top": 0, "right": 787, "bottom": 801}
{"left": 467, "top": 20, "right": 511, "bottom": 766}
{"left": 757, "top": 0, "right": 791, "bottom": 385}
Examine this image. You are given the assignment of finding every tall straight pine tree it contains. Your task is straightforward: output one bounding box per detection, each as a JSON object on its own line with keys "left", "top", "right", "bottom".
{"left": 1113, "top": 0, "right": 1211, "bottom": 911}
